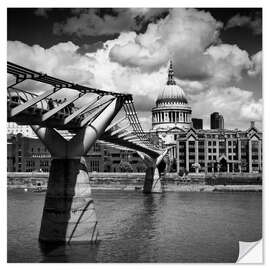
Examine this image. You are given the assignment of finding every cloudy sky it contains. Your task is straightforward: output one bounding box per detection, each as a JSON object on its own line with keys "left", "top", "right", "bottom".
{"left": 7, "top": 8, "right": 262, "bottom": 130}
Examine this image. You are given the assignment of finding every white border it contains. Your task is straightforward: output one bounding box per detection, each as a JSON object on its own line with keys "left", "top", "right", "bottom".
{"left": 1, "top": 0, "right": 268, "bottom": 269}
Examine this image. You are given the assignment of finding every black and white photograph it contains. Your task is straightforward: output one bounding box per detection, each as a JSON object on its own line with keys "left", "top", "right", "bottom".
{"left": 5, "top": 2, "right": 265, "bottom": 264}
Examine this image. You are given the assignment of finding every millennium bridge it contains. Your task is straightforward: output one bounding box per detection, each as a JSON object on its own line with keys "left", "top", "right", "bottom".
{"left": 7, "top": 62, "right": 169, "bottom": 244}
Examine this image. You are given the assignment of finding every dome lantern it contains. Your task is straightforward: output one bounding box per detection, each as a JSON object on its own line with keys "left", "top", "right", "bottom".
{"left": 156, "top": 60, "right": 188, "bottom": 106}
{"left": 167, "top": 60, "right": 176, "bottom": 85}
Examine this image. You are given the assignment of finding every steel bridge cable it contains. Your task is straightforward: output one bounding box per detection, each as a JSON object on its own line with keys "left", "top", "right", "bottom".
{"left": 125, "top": 101, "right": 162, "bottom": 150}
{"left": 126, "top": 102, "right": 153, "bottom": 146}
{"left": 123, "top": 102, "right": 155, "bottom": 149}
{"left": 81, "top": 96, "right": 114, "bottom": 117}
{"left": 123, "top": 102, "right": 144, "bottom": 136}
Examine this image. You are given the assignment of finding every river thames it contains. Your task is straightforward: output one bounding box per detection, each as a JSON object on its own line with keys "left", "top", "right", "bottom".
{"left": 7, "top": 189, "right": 262, "bottom": 263}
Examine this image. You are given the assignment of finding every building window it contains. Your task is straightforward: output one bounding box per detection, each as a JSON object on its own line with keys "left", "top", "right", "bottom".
{"left": 90, "top": 160, "right": 100, "bottom": 172}
{"left": 213, "top": 141, "right": 216, "bottom": 146}
{"left": 208, "top": 148, "right": 212, "bottom": 153}
{"left": 213, "top": 148, "right": 216, "bottom": 153}
{"left": 208, "top": 141, "right": 211, "bottom": 146}
{"left": 93, "top": 143, "right": 101, "bottom": 152}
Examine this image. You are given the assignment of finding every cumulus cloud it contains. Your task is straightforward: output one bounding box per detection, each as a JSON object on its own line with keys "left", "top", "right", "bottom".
{"left": 248, "top": 51, "right": 262, "bottom": 77}
{"left": 109, "top": 8, "right": 258, "bottom": 89}
{"left": 110, "top": 8, "right": 223, "bottom": 78}
{"left": 225, "top": 13, "right": 262, "bottom": 35}
{"left": 34, "top": 8, "right": 52, "bottom": 18}
{"left": 205, "top": 44, "right": 251, "bottom": 85}
{"left": 240, "top": 98, "right": 263, "bottom": 121}
{"left": 53, "top": 8, "right": 168, "bottom": 37}
{"left": 77, "top": 41, "right": 104, "bottom": 54}
{"left": 7, "top": 40, "right": 95, "bottom": 86}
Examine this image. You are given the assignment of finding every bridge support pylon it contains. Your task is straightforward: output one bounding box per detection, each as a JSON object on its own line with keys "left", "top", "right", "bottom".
{"left": 31, "top": 98, "right": 123, "bottom": 244}
{"left": 39, "top": 157, "right": 98, "bottom": 243}
{"left": 138, "top": 150, "right": 168, "bottom": 194}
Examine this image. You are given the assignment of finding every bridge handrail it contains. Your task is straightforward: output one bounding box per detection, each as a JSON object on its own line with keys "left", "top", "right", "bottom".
{"left": 7, "top": 86, "right": 81, "bottom": 117}
{"left": 8, "top": 61, "right": 133, "bottom": 99}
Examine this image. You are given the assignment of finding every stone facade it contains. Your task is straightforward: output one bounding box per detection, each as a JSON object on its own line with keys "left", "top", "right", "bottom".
{"left": 175, "top": 122, "right": 262, "bottom": 174}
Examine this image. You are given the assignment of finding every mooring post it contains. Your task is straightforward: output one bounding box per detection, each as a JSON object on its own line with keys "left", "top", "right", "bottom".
{"left": 31, "top": 98, "right": 124, "bottom": 243}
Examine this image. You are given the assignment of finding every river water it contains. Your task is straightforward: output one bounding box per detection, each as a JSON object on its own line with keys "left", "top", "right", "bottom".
{"left": 7, "top": 189, "right": 262, "bottom": 263}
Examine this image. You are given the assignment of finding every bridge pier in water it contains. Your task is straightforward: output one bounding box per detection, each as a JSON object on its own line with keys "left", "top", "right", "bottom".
{"left": 39, "top": 157, "right": 98, "bottom": 243}
{"left": 138, "top": 151, "right": 168, "bottom": 194}
{"left": 31, "top": 98, "right": 123, "bottom": 244}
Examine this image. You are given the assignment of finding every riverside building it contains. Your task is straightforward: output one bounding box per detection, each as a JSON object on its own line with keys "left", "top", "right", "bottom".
{"left": 150, "top": 61, "right": 262, "bottom": 174}
{"left": 176, "top": 121, "right": 262, "bottom": 173}
{"left": 7, "top": 133, "right": 145, "bottom": 173}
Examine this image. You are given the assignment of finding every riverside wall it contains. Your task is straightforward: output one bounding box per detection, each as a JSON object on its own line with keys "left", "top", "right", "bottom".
{"left": 7, "top": 172, "right": 262, "bottom": 192}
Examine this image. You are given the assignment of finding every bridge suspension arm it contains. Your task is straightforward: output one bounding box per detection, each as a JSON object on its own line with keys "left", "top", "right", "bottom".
{"left": 63, "top": 95, "right": 101, "bottom": 125}
{"left": 79, "top": 97, "right": 115, "bottom": 127}
{"left": 30, "top": 125, "right": 67, "bottom": 157}
{"left": 67, "top": 97, "right": 125, "bottom": 157}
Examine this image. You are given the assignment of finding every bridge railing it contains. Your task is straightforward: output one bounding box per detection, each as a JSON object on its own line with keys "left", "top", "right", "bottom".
{"left": 7, "top": 86, "right": 82, "bottom": 121}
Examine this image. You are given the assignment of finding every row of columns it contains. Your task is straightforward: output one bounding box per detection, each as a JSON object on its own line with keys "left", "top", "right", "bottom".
{"left": 153, "top": 111, "right": 190, "bottom": 123}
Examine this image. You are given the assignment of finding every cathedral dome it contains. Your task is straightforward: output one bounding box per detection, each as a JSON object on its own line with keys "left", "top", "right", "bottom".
{"left": 152, "top": 60, "right": 192, "bottom": 132}
{"left": 156, "top": 61, "right": 188, "bottom": 106}
{"left": 157, "top": 84, "right": 187, "bottom": 105}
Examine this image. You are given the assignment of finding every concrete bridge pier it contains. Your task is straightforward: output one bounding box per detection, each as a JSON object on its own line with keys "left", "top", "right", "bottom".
{"left": 138, "top": 150, "right": 168, "bottom": 194}
{"left": 31, "top": 98, "right": 123, "bottom": 244}
{"left": 39, "top": 157, "right": 98, "bottom": 243}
